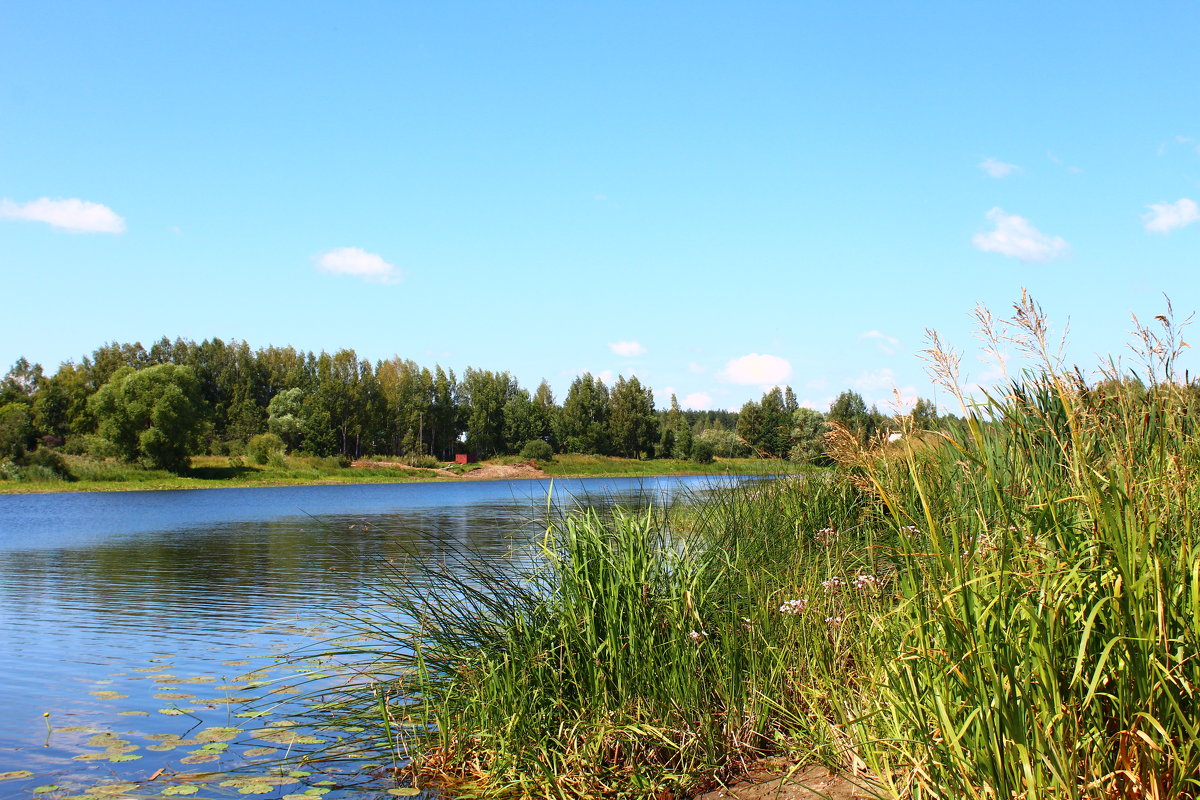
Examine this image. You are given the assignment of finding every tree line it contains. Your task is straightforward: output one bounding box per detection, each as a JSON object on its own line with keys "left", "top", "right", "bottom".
{"left": 0, "top": 337, "right": 944, "bottom": 473}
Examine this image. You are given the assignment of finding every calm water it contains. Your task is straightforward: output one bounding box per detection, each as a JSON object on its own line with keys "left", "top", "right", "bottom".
{"left": 0, "top": 476, "right": 737, "bottom": 796}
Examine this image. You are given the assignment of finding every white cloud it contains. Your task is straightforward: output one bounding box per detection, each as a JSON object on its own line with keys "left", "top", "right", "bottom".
{"left": 972, "top": 207, "right": 1069, "bottom": 263}
{"left": 687, "top": 361, "right": 707, "bottom": 374}
{"left": 978, "top": 157, "right": 1020, "bottom": 178}
{"left": 596, "top": 369, "right": 613, "bottom": 385}
{"left": 859, "top": 330, "right": 901, "bottom": 355}
{"left": 1144, "top": 198, "right": 1200, "bottom": 234}
{"left": 684, "top": 392, "right": 712, "bottom": 409}
{"left": 719, "top": 353, "right": 792, "bottom": 385}
{"left": 0, "top": 197, "right": 125, "bottom": 233}
{"left": 852, "top": 368, "right": 898, "bottom": 393}
{"left": 609, "top": 340, "right": 647, "bottom": 357}
{"left": 315, "top": 247, "right": 404, "bottom": 284}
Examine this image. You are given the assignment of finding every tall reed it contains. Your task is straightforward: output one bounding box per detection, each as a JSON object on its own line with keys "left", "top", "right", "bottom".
{"left": 310, "top": 295, "right": 1200, "bottom": 799}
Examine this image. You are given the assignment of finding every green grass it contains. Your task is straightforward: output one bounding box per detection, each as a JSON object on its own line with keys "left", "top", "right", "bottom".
{"left": 0, "top": 452, "right": 811, "bottom": 493}
{"left": 0, "top": 453, "right": 452, "bottom": 493}
{"left": 300, "top": 301, "right": 1200, "bottom": 799}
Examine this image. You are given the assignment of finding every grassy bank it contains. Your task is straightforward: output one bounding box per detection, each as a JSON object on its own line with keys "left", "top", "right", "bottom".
{"left": 305, "top": 303, "right": 1200, "bottom": 799}
{"left": 0, "top": 453, "right": 801, "bottom": 494}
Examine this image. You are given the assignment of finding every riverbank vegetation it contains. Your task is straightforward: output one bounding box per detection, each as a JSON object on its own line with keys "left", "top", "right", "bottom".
{"left": 0, "top": 336, "right": 951, "bottom": 487}
{"left": 308, "top": 297, "right": 1200, "bottom": 799}
{"left": 0, "top": 451, "right": 804, "bottom": 493}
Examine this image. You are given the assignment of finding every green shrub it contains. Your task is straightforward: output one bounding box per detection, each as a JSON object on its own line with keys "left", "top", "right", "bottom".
{"left": 689, "top": 437, "right": 715, "bottom": 463}
{"left": 697, "top": 429, "right": 749, "bottom": 458}
{"left": 24, "top": 447, "right": 74, "bottom": 480}
{"left": 247, "top": 432, "right": 286, "bottom": 465}
{"left": 519, "top": 439, "right": 554, "bottom": 462}
{"left": 402, "top": 453, "right": 441, "bottom": 469}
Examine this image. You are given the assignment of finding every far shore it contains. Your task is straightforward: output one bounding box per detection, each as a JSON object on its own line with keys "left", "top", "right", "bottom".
{"left": 0, "top": 454, "right": 807, "bottom": 495}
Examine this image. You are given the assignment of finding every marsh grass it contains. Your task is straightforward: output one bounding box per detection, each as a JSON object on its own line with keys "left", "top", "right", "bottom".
{"left": 302, "top": 295, "right": 1200, "bottom": 799}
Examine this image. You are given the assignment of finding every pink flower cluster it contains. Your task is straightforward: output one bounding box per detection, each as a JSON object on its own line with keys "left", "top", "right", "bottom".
{"left": 778, "top": 598, "right": 808, "bottom": 615}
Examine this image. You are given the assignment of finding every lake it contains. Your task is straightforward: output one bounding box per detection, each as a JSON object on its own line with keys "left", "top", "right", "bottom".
{"left": 0, "top": 476, "right": 740, "bottom": 797}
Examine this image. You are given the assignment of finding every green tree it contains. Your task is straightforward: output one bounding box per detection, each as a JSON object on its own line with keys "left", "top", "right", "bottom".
{"left": 88, "top": 364, "right": 208, "bottom": 472}
{"left": 788, "top": 407, "right": 827, "bottom": 463}
{"left": 460, "top": 368, "right": 518, "bottom": 458}
{"left": 32, "top": 362, "right": 91, "bottom": 440}
{"left": 0, "top": 358, "right": 43, "bottom": 407}
{"left": 608, "top": 376, "right": 657, "bottom": 458}
{"left": 503, "top": 389, "right": 542, "bottom": 454}
{"left": 267, "top": 388, "right": 305, "bottom": 451}
{"left": 736, "top": 400, "right": 767, "bottom": 456}
{"left": 556, "top": 373, "right": 611, "bottom": 454}
{"left": 0, "top": 402, "right": 35, "bottom": 458}
{"left": 910, "top": 397, "right": 939, "bottom": 429}
{"left": 828, "top": 390, "right": 874, "bottom": 442}
{"left": 532, "top": 380, "right": 558, "bottom": 450}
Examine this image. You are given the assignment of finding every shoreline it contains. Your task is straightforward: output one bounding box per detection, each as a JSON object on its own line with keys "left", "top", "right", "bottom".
{"left": 0, "top": 460, "right": 800, "bottom": 496}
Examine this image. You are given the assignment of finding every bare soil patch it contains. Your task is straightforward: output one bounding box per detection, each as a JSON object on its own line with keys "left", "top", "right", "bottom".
{"left": 460, "top": 461, "right": 549, "bottom": 480}
{"left": 693, "top": 765, "right": 874, "bottom": 800}
{"left": 350, "top": 459, "right": 550, "bottom": 481}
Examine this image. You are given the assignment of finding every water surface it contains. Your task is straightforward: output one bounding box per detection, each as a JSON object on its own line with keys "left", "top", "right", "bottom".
{"left": 0, "top": 476, "right": 736, "bottom": 795}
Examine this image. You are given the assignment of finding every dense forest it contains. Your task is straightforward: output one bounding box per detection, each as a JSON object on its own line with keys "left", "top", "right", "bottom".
{"left": 0, "top": 337, "right": 941, "bottom": 474}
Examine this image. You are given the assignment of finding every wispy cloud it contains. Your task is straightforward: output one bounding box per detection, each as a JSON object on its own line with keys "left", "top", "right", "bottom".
{"left": 978, "top": 157, "right": 1020, "bottom": 178}
{"left": 972, "top": 207, "right": 1069, "bottom": 263}
{"left": 609, "top": 340, "right": 647, "bottom": 357}
{"left": 684, "top": 392, "right": 712, "bottom": 410}
{"left": 315, "top": 247, "right": 404, "bottom": 284}
{"left": 849, "top": 368, "right": 918, "bottom": 412}
{"left": 1144, "top": 198, "right": 1199, "bottom": 234}
{"left": 0, "top": 197, "right": 126, "bottom": 234}
{"left": 719, "top": 353, "right": 792, "bottom": 385}
{"left": 859, "top": 330, "right": 900, "bottom": 355}
{"left": 687, "top": 361, "right": 707, "bottom": 374}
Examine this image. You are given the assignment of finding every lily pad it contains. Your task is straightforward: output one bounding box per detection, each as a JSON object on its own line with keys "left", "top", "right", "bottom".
{"left": 194, "top": 726, "right": 239, "bottom": 742}
{"left": 90, "top": 690, "right": 129, "bottom": 700}
{"left": 109, "top": 754, "right": 143, "bottom": 763}
{"left": 161, "top": 787, "right": 201, "bottom": 796}
{"left": 179, "top": 753, "right": 219, "bottom": 765}
{"left": 0, "top": 770, "right": 33, "bottom": 781}
{"left": 157, "top": 708, "right": 190, "bottom": 715}
{"left": 88, "top": 784, "right": 141, "bottom": 796}
{"left": 155, "top": 692, "right": 195, "bottom": 700}
{"left": 118, "top": 710, "right": 150, "bottom": 716}
{"left": 387, "top": 790, "right": 422, "bottom": 797}
{"left": 87, "top": 733, "right": 123, "bottom": 746}
{"left": 254, "top": 729, "right": 324, "bottom": 745}
{"left": 243, "top": 747, "right": 277, "bottom": 757}
{"left": 33, "top": 787, "right": 61, "bottom": 795}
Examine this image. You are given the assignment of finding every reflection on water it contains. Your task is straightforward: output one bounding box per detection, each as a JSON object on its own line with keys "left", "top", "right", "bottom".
{"left": 0, "top": 476, "right": 736, "bottom": 793}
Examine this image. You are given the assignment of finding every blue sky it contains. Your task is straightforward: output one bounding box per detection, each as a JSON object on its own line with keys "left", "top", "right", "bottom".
{"left": 2, "top": 2, "right": 1197, "bottom": 413}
